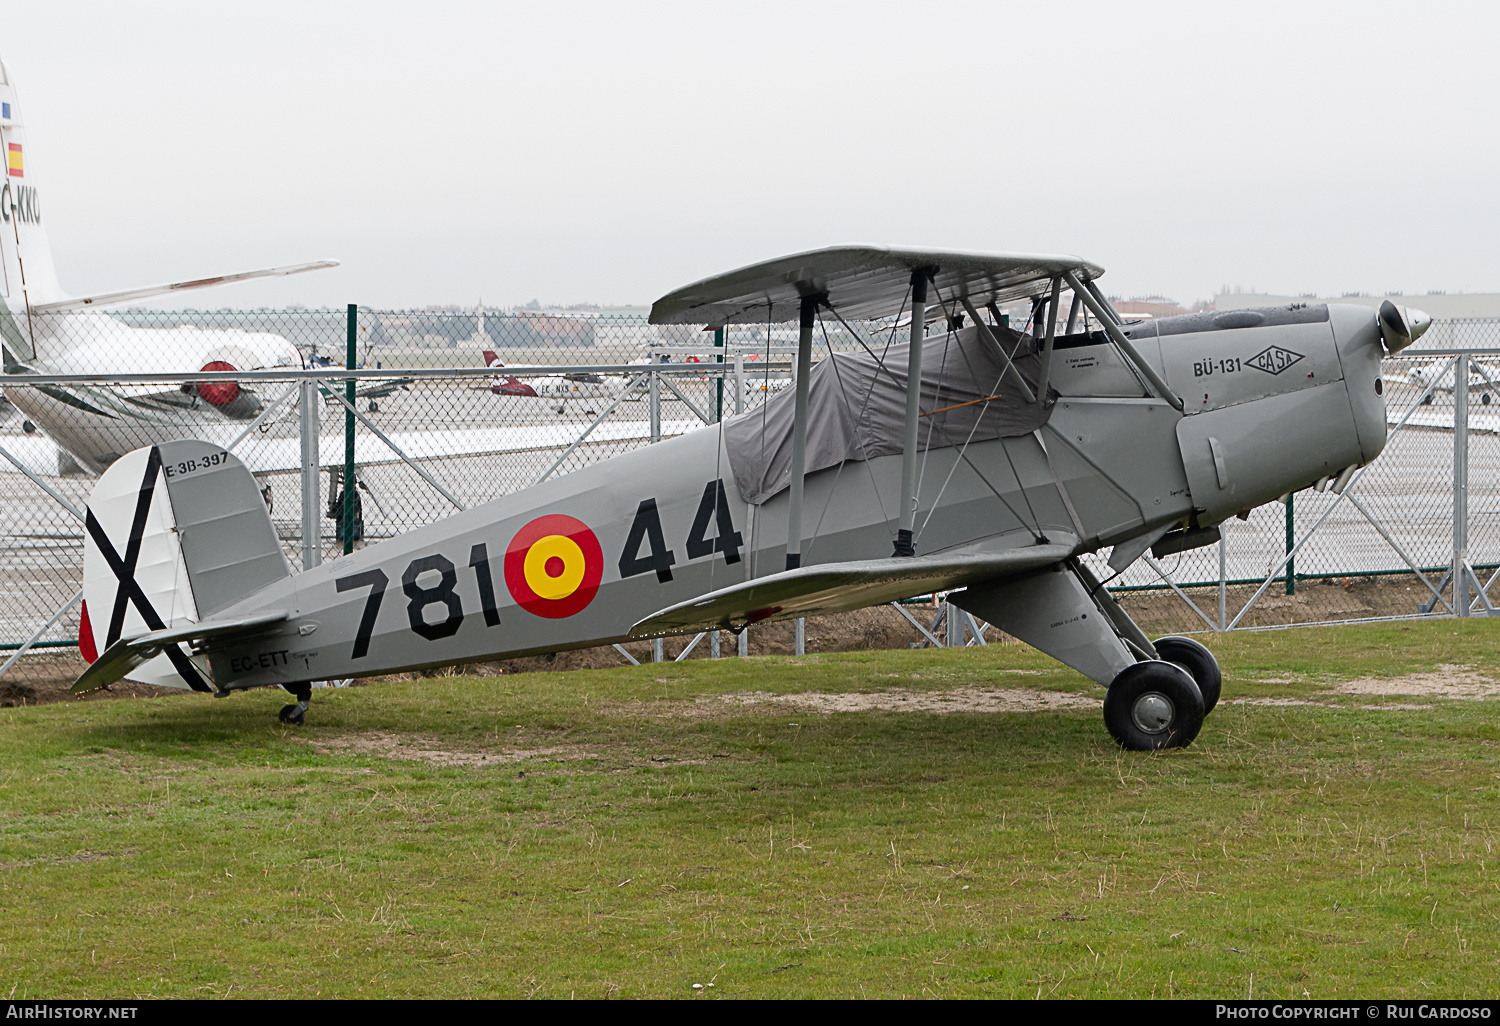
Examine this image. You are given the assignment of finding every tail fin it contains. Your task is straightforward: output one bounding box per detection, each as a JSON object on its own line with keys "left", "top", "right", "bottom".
{"left": 482, "top": 349, "right": 501, "bottom": 367}
{"left": 80, "top": 440, "right": 290, "bottom": 691}
{"left": 0, "top": 57, "right": 64, "bottom": 333}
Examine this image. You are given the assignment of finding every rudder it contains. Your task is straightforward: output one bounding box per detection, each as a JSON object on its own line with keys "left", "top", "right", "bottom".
{"left": 80, "top": 440, "right": 288, "bottom": 690}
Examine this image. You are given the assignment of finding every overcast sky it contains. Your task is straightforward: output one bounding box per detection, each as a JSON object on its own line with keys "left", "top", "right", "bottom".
{"left": 8, "top": 0, "right": 1500, "bottom": 309}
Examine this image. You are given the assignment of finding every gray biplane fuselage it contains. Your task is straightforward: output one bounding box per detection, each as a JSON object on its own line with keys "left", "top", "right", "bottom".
{"left": 186, "top": 304, "right": 1381, "bottom": 685}
{"left": 71, "top": 246, "right": 1425, "bottom": 750}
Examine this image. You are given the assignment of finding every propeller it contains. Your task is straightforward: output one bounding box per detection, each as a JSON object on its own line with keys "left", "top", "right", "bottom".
{"left": 1378, "top": 300, "right": 1432, "bottom": 353}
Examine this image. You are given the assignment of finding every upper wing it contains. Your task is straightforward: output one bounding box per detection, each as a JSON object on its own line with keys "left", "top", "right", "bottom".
{"left": 649, "top": 245, "right": 1105, "bottom": 325}
{"left": 30, "top": 260, "right": 340, "bottom": 314}
{"left": 630, "top": 544, "right": 1076, "bottom": 638}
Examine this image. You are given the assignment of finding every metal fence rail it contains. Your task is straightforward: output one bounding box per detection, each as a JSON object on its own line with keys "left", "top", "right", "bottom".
{"left": 2, "top": 306, "right": 1498, "bottom": 678}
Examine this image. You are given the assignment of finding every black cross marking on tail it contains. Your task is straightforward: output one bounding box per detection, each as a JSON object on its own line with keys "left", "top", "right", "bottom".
{"left": 83, "top": 446, "right": 212, "bottom": 693}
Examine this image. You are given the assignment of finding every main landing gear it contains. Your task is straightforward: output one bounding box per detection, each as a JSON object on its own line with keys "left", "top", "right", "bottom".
{"left": 1102, "top": 636, "right": 1221, "bottom": 751}
{"left": 278, "top": 682, "right": 312, "bottom": 725}
{"left": 951, "top": 562, "right": 1226, "bottom": 753}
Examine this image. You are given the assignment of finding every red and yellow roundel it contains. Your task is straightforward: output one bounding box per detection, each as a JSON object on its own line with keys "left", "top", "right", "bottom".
{"left": 504, "top": 513, "right": 604, "bottom": 619}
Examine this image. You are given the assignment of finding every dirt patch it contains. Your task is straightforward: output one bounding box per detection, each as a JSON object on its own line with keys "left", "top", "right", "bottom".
{"left": 1335, "top": 664, "right": 1500, "bottom": 700}
{"left": 302, "top": 730, "right": 594, "bottom": 768}
{"left": 1223, "top": 697, "right": 1326, "bottom": 707}
{"left": 712, "top": 686, "right": 1100, "bottom": 715}
{"left": 0, "top": 849, "right": 138, "bottom": 871}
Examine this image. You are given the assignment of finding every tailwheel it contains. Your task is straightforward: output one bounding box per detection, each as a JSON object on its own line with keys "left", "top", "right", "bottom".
{"left": 1103, "top": 661, "right": 1205, "bottom": 751}
{"left": 1152, "top": 636, "right": 1221, "bottom": 714}
{"left": 278, "top": 682, "right": 312, "bottom": 726}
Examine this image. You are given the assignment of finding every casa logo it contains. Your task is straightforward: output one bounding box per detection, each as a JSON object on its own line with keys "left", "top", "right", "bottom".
{"left": 1245, "top": 345, "right": 1304, "bottom": 375}
{"left": 504, "top": 513, "right": 603, "bottom": 618}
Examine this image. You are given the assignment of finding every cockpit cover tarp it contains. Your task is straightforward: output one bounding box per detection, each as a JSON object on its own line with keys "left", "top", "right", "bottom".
{"left": 724, "top": 324, "right": 1056, "bottom": 505}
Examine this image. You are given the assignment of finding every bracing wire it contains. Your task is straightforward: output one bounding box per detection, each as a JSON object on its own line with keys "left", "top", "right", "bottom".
{"left": 823, "top": 295, "right": 1043, "bottom": 545}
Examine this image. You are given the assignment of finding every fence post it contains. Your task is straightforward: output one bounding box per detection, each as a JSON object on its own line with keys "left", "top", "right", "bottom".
{"left": 1218, "top": 525, "right": 1227, "bottom": 629}
{"left": 714, "top": 326, "right": 724, "bottom": 422}
{"left": 649, "top": 368, "right": 661, "bottom": 443}
{"left": 1455, "top": 353, "right": 1470, "bottom": 616}
{"left": 299, "top": 378, "right": 321, "bottom": 569}
{"left": 344, "top": 304, "right": 357, "bottom": 556}
{"left": 710, "top": 630, "right": 721, "bottom": 658}
{"left": 795, "top": 617, "right": 805, "bottom": 656}
{"left": 1285, "top": 491, "right": 1295, "bottom": 595}
{"left": 738, "top": 626, "right": 748, "bottom": 656}
{"left": 946, "top": 599, "right": 963, "bottom": 646}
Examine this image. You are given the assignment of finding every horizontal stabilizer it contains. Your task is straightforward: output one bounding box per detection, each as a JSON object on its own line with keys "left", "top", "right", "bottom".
{"left": 630, "top": 544, "right": 1074, "bottom": 638}
{"left": 70, "top": 611, "right": 288, "bottom": 694}
{"left": 31, "top": 260, "right": 340, "bottom": 314}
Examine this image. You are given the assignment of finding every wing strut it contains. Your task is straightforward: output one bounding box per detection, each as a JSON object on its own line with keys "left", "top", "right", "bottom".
{"left": 784, "top": 295, "right": 819, "bottom": 570}
{"left": 957, "top": 295, "right": 1034, "bottom": 403}
{"left": 894, "top": 269, "right": 933, "bottom": 557}
{"left": 1037, "top": 277, "right": 1062, "bottom": 399}
{"left": 1063, "top": 270, "right": 1184, "bottom": 411}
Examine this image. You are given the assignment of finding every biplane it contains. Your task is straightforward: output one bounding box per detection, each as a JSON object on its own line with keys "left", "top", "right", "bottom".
{"left": 69, "top": 246, "right": 1428, "bottom": 750}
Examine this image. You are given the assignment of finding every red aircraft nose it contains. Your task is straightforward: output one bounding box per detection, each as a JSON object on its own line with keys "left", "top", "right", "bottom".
{"left": 197, "top": 361, "right": 241, "bottom": 406}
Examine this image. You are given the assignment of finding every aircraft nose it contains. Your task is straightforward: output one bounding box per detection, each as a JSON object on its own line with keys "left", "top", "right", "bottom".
{"left": 1378, "top": 300, "right": 1432, "bottom": 353}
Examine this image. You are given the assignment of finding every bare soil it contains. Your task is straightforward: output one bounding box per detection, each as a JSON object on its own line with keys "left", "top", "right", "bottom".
{"left": 711, "top": 685, "right": 1100, "bottom": 714}
{"left": 1334, "top": 663, "right": 1500, "bottom": 699}
{"left": 299, "top": 730, "right": 595, "bottom": 768}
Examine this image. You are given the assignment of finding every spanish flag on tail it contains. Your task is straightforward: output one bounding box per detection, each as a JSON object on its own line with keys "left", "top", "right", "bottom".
{"left": 7, "top": 143, "right": 22, "bottom": 177}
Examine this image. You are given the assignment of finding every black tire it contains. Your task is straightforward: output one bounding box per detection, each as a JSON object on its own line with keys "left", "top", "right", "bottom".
{"left": 278, "top": 704, "right": 305, "bottom": 726}
{"left": 1484, "top": 394, "right": 1492, "bottom": 406}
{"left": 1103, "top": 661, "right": 1205, "bottom": 751}
{"left": 1422, "top": 395, "right": 1434, "bottom": 405}
{"left": 1153, "top": 636, "right": 1222, "bottom": 714}
{"left": 368, "top": 400, "right": 379, "bottom": 413}
{"left": 20, "top": 420, "right": 34, "bottom": 433}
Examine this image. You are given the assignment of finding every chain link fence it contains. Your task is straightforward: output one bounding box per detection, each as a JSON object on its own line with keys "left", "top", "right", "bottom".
{"left": 1, "top": 306, "right": 1496, "bottom": 690}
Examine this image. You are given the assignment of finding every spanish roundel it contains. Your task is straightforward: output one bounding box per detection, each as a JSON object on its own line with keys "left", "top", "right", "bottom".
{"left": 504, "top": 514, "right": 603, "bottom": 619}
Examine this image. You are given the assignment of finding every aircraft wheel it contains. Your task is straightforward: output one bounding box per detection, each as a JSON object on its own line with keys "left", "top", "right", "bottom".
{"left": 368, "top": 400, "right": 379, "bottom": 413}
{"left": 278, "top": 704, "right": 305, "bottom": 726}
{"left": 21, "top": 420, "right": 34, "bottom": 433}
{"left": 1103, "top": 661, "right": 1204, "bottom": 751}
{"left": 1422, "top": 395, "right": 1434, "bottom": 405}
{"left": 1153, "top": 636, "right": 1221, "bottom": 714}
{"left": 1484, "top": 394, "right": 1492, "bottom": 406}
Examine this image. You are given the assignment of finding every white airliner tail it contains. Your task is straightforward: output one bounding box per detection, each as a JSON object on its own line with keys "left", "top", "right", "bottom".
{"left": 0, "top": 57, "right": 64, "bottom": 329}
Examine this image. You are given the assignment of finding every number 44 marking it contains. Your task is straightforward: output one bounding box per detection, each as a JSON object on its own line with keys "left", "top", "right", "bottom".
{"left": 619, "top": 479, "right": 742, "bottom": 584}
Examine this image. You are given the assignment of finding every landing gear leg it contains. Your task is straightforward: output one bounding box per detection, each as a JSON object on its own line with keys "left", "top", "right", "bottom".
{"left": 278, "top": 682, "right": 311, "bottom": 725}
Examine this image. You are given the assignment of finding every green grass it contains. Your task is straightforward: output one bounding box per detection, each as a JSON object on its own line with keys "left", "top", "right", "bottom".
{"left": 2, "top": 619, "right": 1499, "bottom": 999}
